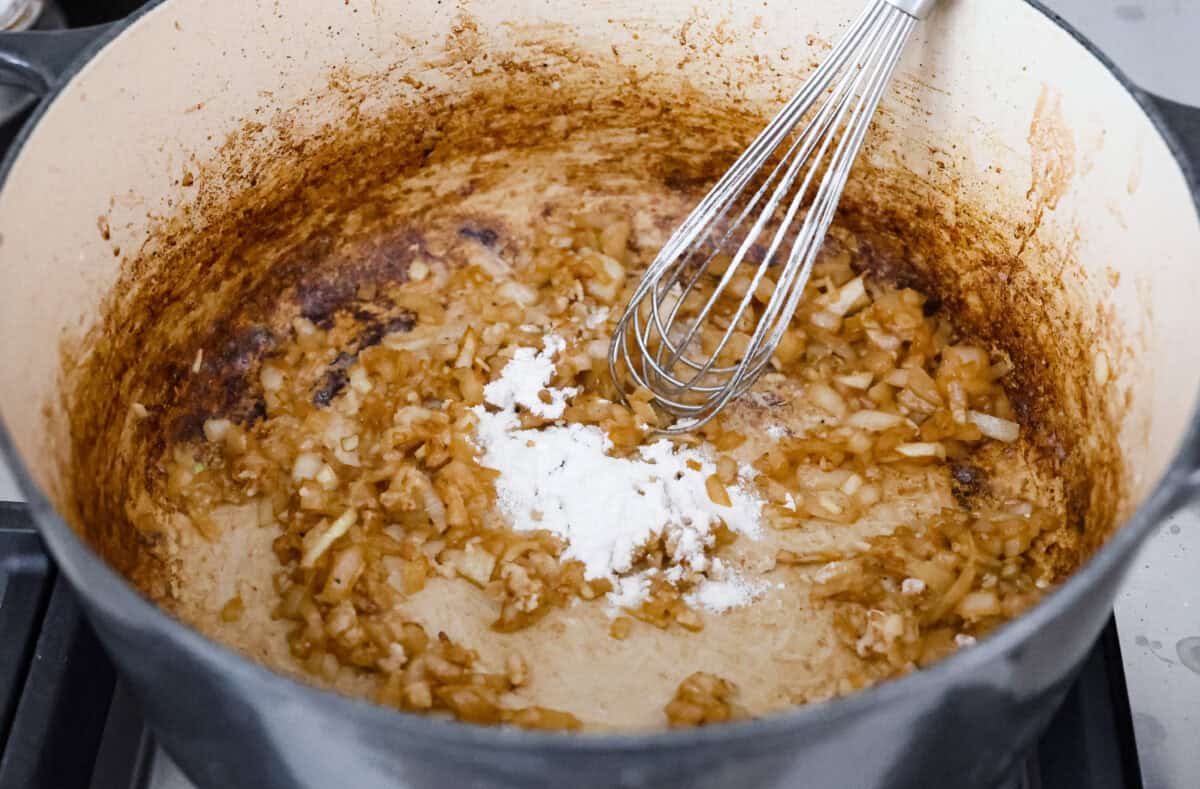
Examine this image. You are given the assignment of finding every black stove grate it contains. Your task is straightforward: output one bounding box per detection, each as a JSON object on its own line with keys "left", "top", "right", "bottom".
{"left": 1012, "top": 623, "right": 1144, "bottom": 789}
{"left": 0, "top": 502, "right": 1143, "bottom": 789}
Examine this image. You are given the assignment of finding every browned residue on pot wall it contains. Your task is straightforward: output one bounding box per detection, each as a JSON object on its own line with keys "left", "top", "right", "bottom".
{"left": 55, "top": 24, "right": 1123, "bottom": 639}
{"left": 1021, "top": 85, "right": 1077, "bottom": 253}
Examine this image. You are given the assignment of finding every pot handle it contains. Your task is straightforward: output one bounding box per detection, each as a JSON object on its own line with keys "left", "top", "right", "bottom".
{"left": 0, "top": 24, "right": 113, "bottom": 95}
{"left": 1140, "top": 90, "right": 1200, "bottom": 177}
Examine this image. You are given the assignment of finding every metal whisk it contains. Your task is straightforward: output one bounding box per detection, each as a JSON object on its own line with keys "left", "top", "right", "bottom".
{"left": 608, "top": 0, "right": 938, "bottom": 433}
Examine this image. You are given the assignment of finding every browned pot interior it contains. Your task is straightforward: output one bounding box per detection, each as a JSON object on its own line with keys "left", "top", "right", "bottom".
{"left": 69, "top": 40, "right": 1114, "bottom": 641}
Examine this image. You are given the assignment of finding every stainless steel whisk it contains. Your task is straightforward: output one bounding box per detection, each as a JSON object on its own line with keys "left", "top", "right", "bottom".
{"left": 608, "top": 0, "right": 938, "bottom": 432}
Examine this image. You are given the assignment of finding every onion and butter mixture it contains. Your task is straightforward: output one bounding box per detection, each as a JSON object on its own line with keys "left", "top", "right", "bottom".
{"left": 164, "top": 214, "right": 1063, "bottom": 731}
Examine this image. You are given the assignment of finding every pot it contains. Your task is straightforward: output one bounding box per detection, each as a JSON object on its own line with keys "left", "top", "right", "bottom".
{"left": 0, "top": 1, "right": 1198, "bottom": 787}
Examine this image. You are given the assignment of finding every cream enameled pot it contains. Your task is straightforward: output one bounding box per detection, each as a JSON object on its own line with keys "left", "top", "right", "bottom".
{"left": 0, "top": 2, "right": 1198, "bottom": 787}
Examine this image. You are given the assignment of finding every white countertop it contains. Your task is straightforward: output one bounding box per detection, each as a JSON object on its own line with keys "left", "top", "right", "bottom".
{"left": 1, "top": 2, "right": 1197, "bottom": 788}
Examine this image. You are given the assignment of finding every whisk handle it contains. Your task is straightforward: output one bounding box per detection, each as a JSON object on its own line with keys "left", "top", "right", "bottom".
{"left": 882, "top": 0, "right": 939, "bottom": 20}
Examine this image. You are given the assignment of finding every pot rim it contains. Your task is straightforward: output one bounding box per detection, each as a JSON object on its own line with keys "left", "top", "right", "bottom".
{"left": 0, "top": 0, "right": 1196, "bottom": 753}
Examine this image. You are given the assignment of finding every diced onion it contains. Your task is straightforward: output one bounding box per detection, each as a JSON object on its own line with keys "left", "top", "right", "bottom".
{"left": 349, "top": 365, "right": 373, "bottom": 394}
{"left": 497, "top": 281, "right": 538, "bottom": 306}
{"left": 846, "top": 410, "right": 906, "bottom": 431}
{"left": 408, "top": 259, "right": 430, "bottom": 282}
{"left": 826, "top": 276, "right": 866, "bottom": 317}
{"left": 260, "top": 365, "right": 284, "bottom": 391}
{"left": 810, "top": 310, "right": 841, "bottom": 331}
{"left": 866, "top": 329, "right": 901, "bottom": 351}
{"left": 292, "top": 452, "right": 323, "bottom": 481}
{"left": 957, "top": 590, "right": 1001, "bottom": 620}
{"left": 316, "top": 464, "right": 339, "bottom": 491}
{"left": 582, "top": 252, "right": 626, "bottom": 304}
{"left": 301, "top": 509, "right": 357, "bottom": 568}
{"left": 445, "top": 543, "right": 497, "bottom": 586}
{"left": 896, "top": 442, "right": 946, "bottom": 459}
{"left": 454, "top": 328, "right": 478, "bottom": 369}
{"left": 421, "top": 481, "right": 448, "bottom": 533}
{"left": 835, "top": 371, "right": 874, "bottom": 390}
{"left": 203, "top": 418, "right": 232, "bottom": 443}
{"left": 966, "top": 411, "right": 1020, "bottom": 443}
{"left": 807, "top": 382, "right": 847, "bottom": 419}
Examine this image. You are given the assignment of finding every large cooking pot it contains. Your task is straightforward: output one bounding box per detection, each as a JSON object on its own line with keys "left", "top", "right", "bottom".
{"left": 0, "top": 1, "right": 1197, "bottom": 787}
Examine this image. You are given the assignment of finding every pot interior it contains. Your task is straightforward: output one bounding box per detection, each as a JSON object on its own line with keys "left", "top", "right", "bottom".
{"left": 0, "top": 0, "right": 1197, "bottom": 727}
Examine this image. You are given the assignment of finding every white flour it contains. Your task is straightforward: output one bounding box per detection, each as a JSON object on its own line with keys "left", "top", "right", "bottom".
{"left": 682, "top": 558, "right": 769, "bottom": 614}
{"left": 480, "top": 335, "right": 577, "bottom": 419}
{"left": 686, "top": 572, "right": 769, "bottom": 615}
{"left": 472, "top": 336, "right": 766, "bottom": 614}
{"left": 608, "top": 575, "right": 652, "bottom": 609}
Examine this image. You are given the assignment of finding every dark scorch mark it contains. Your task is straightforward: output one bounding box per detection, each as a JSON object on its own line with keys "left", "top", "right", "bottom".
{"left": 459, "top": 224, "right": 499, "bottom": 247}
{"left": 950, "top": 462, "right": 988, "bottom": 509}
{"left": 311, "top": 310, "right": 416, "bottom": 407}
{"left": 313, "top": 352, "right": 356, "bottom": 407}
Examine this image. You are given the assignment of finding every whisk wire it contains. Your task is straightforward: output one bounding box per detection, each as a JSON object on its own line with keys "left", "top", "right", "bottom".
{"left": 609, "top": 0, "right": 924, "bottom": 431}
{"left": 618, "top": 2, "right": 892, "bottom": 396}
{"left": 657, "top": 52, "right": 864, "bottom": 385}
{"left": 637, "top": 54, "right": 867, "bottom": 402}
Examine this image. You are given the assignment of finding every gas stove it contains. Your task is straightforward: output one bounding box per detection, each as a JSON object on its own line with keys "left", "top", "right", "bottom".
{"left": 0, "top": 502, "right": 1144, "bottom": 789}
